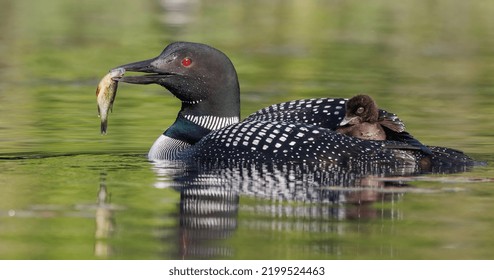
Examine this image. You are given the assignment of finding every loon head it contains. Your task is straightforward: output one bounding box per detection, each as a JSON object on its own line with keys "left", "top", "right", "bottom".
{"left": 116, "top": 42, "right": 240, "bottom": 119}
{"left": 339, "top": 94, "right": 380, "bottom": 126}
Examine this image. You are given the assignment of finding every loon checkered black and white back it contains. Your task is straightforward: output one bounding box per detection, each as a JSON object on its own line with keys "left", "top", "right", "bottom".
{"left": 114, "top": 42, "right": 473, "bottom": 169}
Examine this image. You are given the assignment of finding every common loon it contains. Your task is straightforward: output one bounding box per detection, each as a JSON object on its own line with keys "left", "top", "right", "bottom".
{"left": 115, "top": 42, "right": 472, "bottom": 168}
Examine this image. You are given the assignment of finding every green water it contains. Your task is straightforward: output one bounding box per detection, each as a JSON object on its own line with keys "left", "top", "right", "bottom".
{"left": 1, "top": 0, "right": 494, "bottom": 259}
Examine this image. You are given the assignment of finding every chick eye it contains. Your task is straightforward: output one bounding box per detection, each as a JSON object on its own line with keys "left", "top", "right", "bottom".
{"left": 356, "top": 107, "right": 364, "bottom": 114}
{"left": 181, "top": 57, "right": 192, "bottom": 67}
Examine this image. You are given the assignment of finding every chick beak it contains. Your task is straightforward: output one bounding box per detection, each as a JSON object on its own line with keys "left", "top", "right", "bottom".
{"left": 339, "top": 116, "right": 357, "bottom": 127}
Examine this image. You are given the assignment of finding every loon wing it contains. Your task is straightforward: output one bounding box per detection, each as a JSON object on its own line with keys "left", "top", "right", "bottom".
{"left": 248, "top": 98, "right": 409, "bottom": 133}
{"left": 246, "top": 98, "right": 348, "bottom": 130}
{"left": 382, "top": 128, "right": 432, "bottom": 155}
{"left": 248, "top": 97, "right": 432, "bottom": 155}
{"left": 186, "top": 119, "right": 398, "bottom": 166}
{"left": 378, "top": 109, "right": 405, "bottom": 132}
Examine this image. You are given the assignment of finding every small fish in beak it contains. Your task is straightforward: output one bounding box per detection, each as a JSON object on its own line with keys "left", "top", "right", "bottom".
{"left": 96, "top": 68, "right": 125, "bottom": 134}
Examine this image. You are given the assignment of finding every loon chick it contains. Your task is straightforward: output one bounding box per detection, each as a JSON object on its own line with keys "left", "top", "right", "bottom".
{"left": 336, "top": 94, "right": 400, "bottom": 140}
{"left": 114, "top": 42, "right": 468, "bottom": 168}
{"left": 335, "top": 94, "right": 433, "bottom": 156}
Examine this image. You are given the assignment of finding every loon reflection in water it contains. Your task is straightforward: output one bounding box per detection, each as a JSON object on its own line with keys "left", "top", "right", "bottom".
{"left": 152, "top": 160, "right": 451, "bottom": 259}
{"left": 114, "top": 42, "right": 476, "bottom": 172}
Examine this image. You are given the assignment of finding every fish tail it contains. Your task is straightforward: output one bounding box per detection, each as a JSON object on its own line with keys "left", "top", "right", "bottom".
{"left": 101, "top": 120, "right": 107, "bottom": 135}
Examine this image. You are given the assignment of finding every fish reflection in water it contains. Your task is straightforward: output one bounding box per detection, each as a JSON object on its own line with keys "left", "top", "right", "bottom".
{"left": 94, "top": 173, "right": 116, "bottom": 258}
{"left": 151, "top": 160, "right": 473, "bottom": 259}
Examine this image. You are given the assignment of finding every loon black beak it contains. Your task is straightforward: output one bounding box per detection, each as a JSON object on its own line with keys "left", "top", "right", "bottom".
{"left": 113, "top": 58, "right": 173, "bottom": 85}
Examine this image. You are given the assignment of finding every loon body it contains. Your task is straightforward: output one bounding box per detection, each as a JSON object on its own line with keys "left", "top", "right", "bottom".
{"left": 115, "top": 42, "right": 472, "bottom": 169}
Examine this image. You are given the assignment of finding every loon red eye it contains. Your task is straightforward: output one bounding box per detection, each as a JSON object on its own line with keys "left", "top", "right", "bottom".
{"left": 181, "top": 57, "right": 192, "bottom": 67}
